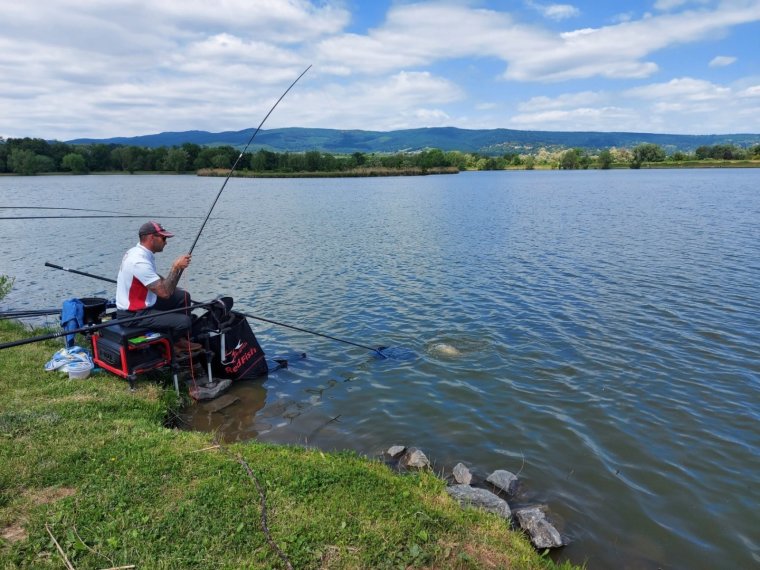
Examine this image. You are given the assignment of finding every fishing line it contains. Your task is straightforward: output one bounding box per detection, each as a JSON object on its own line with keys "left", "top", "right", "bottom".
{"left": 237, "top": 311, "right": 387, "bottom": 359}
{"left": 187, "top": 65, "right": 311, "bottom": 256}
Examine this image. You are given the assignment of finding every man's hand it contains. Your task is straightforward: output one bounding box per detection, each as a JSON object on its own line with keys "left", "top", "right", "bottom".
{"left": 172, "top": 253, "right": 192, "bottom": 271}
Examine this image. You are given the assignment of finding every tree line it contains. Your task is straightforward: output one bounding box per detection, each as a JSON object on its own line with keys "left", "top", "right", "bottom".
{"left": 1, "top": 137, "right": 758, "bottom": 175}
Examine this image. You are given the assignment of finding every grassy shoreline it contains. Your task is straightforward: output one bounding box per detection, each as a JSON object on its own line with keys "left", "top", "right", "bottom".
{"left": 0, "top": 320, "right": 575, "bottom": 569}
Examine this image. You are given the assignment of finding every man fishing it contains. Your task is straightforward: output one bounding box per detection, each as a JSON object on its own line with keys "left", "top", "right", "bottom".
{"left": 116, "top": 221, "right": 201, "bottom": 352}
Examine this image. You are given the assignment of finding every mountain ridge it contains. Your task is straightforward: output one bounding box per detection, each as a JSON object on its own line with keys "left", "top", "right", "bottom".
{"left": 66, "top": 126, "right": 760, "bottom": 155}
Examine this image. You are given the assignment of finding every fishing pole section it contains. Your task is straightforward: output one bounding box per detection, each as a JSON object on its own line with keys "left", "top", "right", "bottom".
{"left": 187, "top": 65, "right": 311, "bottom": 256}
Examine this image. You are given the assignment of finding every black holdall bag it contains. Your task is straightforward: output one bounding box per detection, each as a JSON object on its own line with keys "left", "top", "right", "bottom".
{"left": 194, "top": 304, "right": 268, "bottom": 381}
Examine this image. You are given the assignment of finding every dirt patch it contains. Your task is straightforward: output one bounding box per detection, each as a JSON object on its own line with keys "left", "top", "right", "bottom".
{"left": 28, "top": 486, "right": 76, "bottom": 505}
{"left": 1, "top": 523, "right": 27, "bottom": 543}
{"left": 1, "top": 487, "right": 76, "bottom": 545}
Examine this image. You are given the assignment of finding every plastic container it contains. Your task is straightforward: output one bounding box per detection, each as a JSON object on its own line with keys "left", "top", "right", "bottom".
{"left": 78, "top": 297, "right": 108, "bottom": 325}
{"left": 67, "top": 360, "right": 92, "bottom": 379}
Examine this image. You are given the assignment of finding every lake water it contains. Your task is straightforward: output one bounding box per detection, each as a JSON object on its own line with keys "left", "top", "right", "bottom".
{"left": 1, "top": 170, "right": 758, "bottom": 569}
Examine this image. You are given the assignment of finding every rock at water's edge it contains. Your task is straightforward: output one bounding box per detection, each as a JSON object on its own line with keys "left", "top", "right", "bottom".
{"left": 446, "top": 484, "right": 511, "bottom": 519}
{"left": 401, "top": 448, "right": 431, "bottom": 469}
{"left": 487, "top": 469, "right": 518, "bottom": 494}
{"left": 514, "top": 506, "right": 564, "bottom": 549}
{"left": 387, "top": 445, "right": 406, "bottom": 458}
{"left": 452, "top": 462, "right": 472, "bottom": 485}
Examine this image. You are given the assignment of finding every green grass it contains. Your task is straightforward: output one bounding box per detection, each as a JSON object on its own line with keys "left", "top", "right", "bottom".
{"left": 0, "top": 320, "right": 577, "bottom": 569}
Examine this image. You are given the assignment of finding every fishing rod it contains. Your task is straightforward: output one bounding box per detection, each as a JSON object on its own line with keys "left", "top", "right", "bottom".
{"left": 1, "top": 215, "right": 199, "bottom": 220}
{"left": 0, "top": 300, "right": 219, "bottom": 351}
{"left": 238, "top": 311, "right": 387, "bottom": 359}
{"left": 42, "top": 263, "right": 388, "bottom": 358}
{"left": 44, "top": 262, "right": 117, "bottom": 284}
{"left": 187, "top": 64, "right": 311, "bottom": 256}
{"left": 0, "top": 308, "right": 61, "bottom": 320}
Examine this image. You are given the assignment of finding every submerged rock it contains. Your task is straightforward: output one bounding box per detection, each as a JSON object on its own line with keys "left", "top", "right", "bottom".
{"left": 514, "top": 506, "right": 564, "bottom": 549}
{"left": 452, "top": 463, "right": 473, "bottom": 485}
{"left": 487, "top": 469, "right": 518, "bottom": 494}
{"left": 446, "top": 485, "right": 511, "bottom": 519}
{"left": 189, "top": 378, "right": 232, "bottom": 401}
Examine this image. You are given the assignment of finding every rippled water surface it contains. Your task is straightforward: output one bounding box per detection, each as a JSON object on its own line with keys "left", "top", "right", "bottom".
{"left": 2, "top": 171, "right": 758, "bottom": 569}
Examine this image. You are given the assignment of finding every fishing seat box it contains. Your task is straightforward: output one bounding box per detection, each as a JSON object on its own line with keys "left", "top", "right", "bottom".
{"left": 92, "top": 324, "right": 172, "bottom": 385}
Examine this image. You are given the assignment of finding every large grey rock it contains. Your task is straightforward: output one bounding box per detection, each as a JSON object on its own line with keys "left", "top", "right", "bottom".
{"left": 452, "top": 462, "right": 472, "bottom": 485}
{"left": 487, "top": 469, "right": 518, "bottom": 494}
{"left": 401, "top": 448, "right": 430, "bottom": 469}
{"left": 387, "top": 445, "right": 406, "bottom": 458}
{"left": 514, "top": 507, "right": 564, "bottom": 549}
{"left": 446, "top": 485, "right": 511, "bottom": 519}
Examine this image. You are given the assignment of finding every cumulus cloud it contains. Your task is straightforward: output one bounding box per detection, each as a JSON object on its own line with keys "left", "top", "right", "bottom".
{"left": 509, "top": 76, "right": 760, "bottom": 133}
{"left": 1, "top": 0, "right": 759, "bottom": 139}
{"left": 525, "top": 1, "right": 580, "bottom": 21}
{"left": 709, "top": 55, "right": 737, "bottom": 67}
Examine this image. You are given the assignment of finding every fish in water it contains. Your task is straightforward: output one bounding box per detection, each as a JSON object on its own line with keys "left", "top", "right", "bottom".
{"left": 429, "top": 343, "right": 462, "bottom": 357}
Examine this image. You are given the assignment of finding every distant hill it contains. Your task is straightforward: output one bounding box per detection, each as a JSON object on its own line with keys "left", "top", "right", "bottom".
{"left": 67, "top": 127, "right": 760, "bottom": 155}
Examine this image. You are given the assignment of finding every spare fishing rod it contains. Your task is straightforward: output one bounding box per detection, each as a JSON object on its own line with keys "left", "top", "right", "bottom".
{"left": 0, "top": 300, "right": 220, "bottom": 351}
{"left": 0, "top": 308, "right": 62, "bottom": 320}
{"left": 187, "top": 64, "right": 311, "bottom": 257}
{"left": 44, "top": 262, "right": 117, "bottom": 284}
{"left": 39, "top": 264, "right": 389, "bottom": 358}
{"left": 238, "top": 311, "right": 387, "bottom": 359}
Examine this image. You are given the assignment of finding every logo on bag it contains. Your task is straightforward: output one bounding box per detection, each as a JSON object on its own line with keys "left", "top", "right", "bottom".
{"left": 224, "top": 340, "right": 259, "bottom": 374}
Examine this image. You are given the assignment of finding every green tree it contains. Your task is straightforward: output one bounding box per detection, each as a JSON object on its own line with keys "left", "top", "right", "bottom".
{"left": 597, "top": 149, "right": 613, "bottom": 169}
{"left": 524, "top": 156, "right": 535, "bottom": 170}
{"left": 87, "top": 144, "right": 115, "bottom": 171}
{"left": 304, "top": 150, "right": 321, "bottom": 171}
{"left": 111, "top": 146, "right": 137, "bottom": 173}
{"left": 61, "top": 153, "right": 88, "bottom": 173}
{"left": 8, "top": 148, "right": 40, "bottom": 175}
{"left": 560, "top": 149, "right": 579, "bottom": 170}
{"left": 631, "top": 143, "right": 665, "bottom": 168}
{"left": 163, "top": 148, "right": 188, "bottom": 172}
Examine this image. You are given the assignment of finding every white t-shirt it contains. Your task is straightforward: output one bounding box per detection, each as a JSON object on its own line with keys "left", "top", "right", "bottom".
{"left": 116, "top": 244, "right": 160, "bottom": 311}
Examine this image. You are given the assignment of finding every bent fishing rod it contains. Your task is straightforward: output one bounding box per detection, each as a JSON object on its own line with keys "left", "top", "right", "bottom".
{"left": 0, "top": 300, "right": 218, "bottom": 351}
{"left": 187, "top": 64, "right": 311, "bottom": 257}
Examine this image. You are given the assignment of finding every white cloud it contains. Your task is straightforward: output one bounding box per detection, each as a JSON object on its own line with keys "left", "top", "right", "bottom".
{"left": 283, "top": 71, "right": 464, "bottom": 131}
{"left": 518, "top": 91, "right": 607, "bottom": 111}
{"left": 709, "top": 55, "right": 737, "bottom": 67}
{"left": 526, "top": 1, "right": 580, "bottom": 21}
{"left": 1, "top": 1, "right": 759, "bottom": 139}
{"left": 738, "top": 85, "right": 760, "bottom": 97}
{"left": 625, "top": 77, "right": 731, "bottom": 101}
{"left": 654, "top": 0, "right": 710, "bottom": 11}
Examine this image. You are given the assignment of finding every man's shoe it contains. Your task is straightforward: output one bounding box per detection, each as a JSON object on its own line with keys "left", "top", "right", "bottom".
{"left": 174, "top": 339, "right": 202, "bottom": 352}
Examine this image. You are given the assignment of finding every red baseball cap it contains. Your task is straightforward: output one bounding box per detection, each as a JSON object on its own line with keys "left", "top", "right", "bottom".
{"left": 138, "top": 220, "right": 174, "bottom": 238}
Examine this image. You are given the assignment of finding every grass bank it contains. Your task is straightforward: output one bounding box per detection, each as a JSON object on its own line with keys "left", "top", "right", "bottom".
{"left": 0, "top": 321, "right": 574, "bottom": 569}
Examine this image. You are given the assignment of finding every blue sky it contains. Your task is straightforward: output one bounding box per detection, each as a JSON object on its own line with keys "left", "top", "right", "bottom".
{"left": 1, "top": 0, "right": 758, "bottom": 140}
